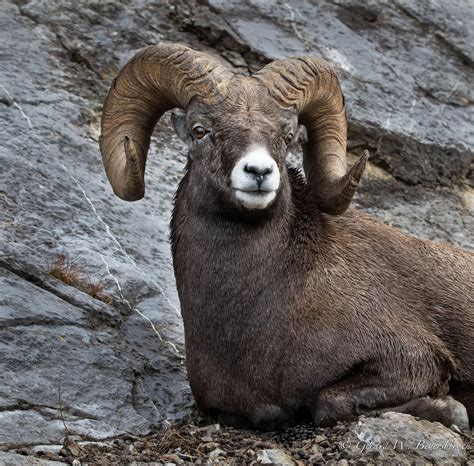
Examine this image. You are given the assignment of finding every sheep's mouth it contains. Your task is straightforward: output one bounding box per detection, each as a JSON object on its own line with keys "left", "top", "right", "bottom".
{"left": 235, "top": 187, "right": 275, "bottom": 194}
{"left": 233, "top": 188, "right": 277, "bottom": 210}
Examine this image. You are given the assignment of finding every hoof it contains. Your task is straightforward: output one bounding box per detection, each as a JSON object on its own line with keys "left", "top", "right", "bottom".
{"left": 312, "top": 395, "right": 356, "bottom": 427}
{"left": 250, "top": 404, "right": 292, "bottom": 431}
{"left": 383, "top": 396, "right": 470, "bottom": 432}
{"left": 444, "top": 396, "right": 470, "bottom": 433}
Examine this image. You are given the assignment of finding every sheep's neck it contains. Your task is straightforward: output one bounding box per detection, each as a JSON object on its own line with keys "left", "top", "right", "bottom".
{"left": 171, "top": 191, "right": 299, "bottom": 324}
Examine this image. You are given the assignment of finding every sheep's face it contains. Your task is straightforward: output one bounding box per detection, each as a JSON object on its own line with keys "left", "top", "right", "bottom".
{"left": 172, "top": 81, "right": 298, "bottom": 213}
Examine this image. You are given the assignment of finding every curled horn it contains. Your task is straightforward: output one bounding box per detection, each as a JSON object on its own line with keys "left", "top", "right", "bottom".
{"left": 255, "top": 57, "right": 368, "bottom": 215}
{"left": 100, "top": 43, "right": 233, "bottom": 201}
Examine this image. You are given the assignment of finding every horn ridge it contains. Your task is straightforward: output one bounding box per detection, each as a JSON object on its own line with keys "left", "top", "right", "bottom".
{"left": 255, "top": 56, "right": 364, "bottom": 214}
{"left": 100, "top": 43, "right": 233, "bottom": 201}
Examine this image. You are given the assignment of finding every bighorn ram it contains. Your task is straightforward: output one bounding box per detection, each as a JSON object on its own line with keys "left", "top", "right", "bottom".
{"left": 100, "top": 43, "right": 473, "bottom": 429}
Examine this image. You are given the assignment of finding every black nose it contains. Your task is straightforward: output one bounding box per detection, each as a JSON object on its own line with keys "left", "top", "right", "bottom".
{"left": 244, "top": 164, "right": 273, "bottom": 178}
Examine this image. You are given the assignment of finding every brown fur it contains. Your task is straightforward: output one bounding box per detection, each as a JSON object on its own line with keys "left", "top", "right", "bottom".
{"left": 170, "top": 89, "right": 474, "bottom": 430}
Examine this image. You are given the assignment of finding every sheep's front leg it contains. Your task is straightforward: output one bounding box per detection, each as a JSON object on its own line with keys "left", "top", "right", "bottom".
{"left": 214, "top": 404, "right": 292, "bottom": 430}
{"left": 312, "top": 371, "right": 452, "bottom": 427}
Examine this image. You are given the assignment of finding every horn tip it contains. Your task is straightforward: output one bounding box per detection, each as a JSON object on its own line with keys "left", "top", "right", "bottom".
{"left": 351, "top": 151, "right": 369, "bottom": 183}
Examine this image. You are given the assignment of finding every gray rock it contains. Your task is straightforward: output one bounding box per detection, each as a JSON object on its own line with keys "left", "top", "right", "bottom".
{"left": 0, "top": 451, "right": 67, "bottom": 465}
{"left": 257, "top": 448, "right": 296, "bottom": 465}
{"left": 30, "top": 445, "right": 63, "bottom": 455}
{"left": 1, "top": 0, "right": 192, "bottom": 448}
{"left": 198, "top": 0, "right": 474, "bottom": 188}
{"left": 341, "top": 412, "right": 467, "bottom": 464}
{"left": 0, "top": 262, "right": 192, "bottom": 446}
{"left": 208, "top": 447, "right": 226, "bottom": 462}
{"left": 0, "top": 268, "right": 87, "bottom": 327}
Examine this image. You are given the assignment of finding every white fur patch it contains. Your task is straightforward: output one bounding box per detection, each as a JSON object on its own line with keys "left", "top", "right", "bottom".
{"left": 234, "top": 190, "right": 277, "bottom": 210}
{"left": 231, "top": 146, "right": 280, "bottom": 210}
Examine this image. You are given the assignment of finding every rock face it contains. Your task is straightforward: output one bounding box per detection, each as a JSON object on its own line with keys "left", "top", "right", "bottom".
{"left": 0, "top": 0, "right": 472, "bottom": 453}
{"left": 1, "top": 0, "right": 194, "bottom": 447}
{"left": 183, "top": 0, "right": 474, "bottom": 188}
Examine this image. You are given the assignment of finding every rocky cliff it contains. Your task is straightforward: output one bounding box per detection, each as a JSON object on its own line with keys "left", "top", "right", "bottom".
{"left": 1, "top": 0, "right": 472, "bottom": 463}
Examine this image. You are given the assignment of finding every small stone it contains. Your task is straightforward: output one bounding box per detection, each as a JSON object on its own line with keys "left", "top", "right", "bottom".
{"left": 202, "top": 442, "right": 219, "bottom": 452}
{"left": 313, "top": 435, "right": 327, "bottom": 444}
{"left": 234, "top": 447, "right": 246, "bottom": 455}
{"left": 311, "top": 444, "right": 323, "bottom": 453}
{"left": 178, "top": 452, "right": 193, "bottom": 461}
{"left": 198, "top": 423, "right": 220, "bottom": 434}
{"left": 31, "top": 444, "right": 63, "bottom": 455}
{"left": 208, "top": 448, "right": 226, "bottom": 461}
{"left": 310, "top": 451, "right": 324, "bottom": 462}
{"left": 257, "top": 448, "right": 296, "bottom": 465}
{"left": 222, "top": 51, "right": 248, "bottom": 68}
{"left": 63, "top": 436, "right": 83, "bottom": 457}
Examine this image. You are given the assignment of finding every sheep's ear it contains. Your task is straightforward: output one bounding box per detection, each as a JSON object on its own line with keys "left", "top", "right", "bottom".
{"left": 287, "top": 124, "right": 308, "bottom": 153}
{"left": 295, "top": 124, "right": 308, "bottom": 145}
{"left": 171, "top": 110, "right": 188, "bottom": 142}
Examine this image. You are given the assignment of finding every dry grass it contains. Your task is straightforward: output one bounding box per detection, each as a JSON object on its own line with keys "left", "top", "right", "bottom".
{"left": 47, "top": 254, "right": 113, "bottom": 304}
{"left": 157, "top": 425, "right": 203, "bottom": 458}
{"left": 61, "top": 424, "right": 224, "bottom": 464}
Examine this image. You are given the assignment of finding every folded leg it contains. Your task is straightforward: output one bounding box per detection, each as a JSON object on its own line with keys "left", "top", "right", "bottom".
{"left": 312, "top": 370, "right": 450, "bottom": 427}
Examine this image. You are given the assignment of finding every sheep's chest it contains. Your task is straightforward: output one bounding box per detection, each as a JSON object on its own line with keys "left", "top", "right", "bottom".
{"left": 172, "top": 221, "right": 300, "bottom": 406}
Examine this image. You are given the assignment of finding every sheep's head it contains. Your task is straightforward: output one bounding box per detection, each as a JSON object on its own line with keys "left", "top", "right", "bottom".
{"left": 100, "top": 43, "right": 368, "bottom": 215}
{"left": 170, "top": 81, "right": 298, "bottom": 212}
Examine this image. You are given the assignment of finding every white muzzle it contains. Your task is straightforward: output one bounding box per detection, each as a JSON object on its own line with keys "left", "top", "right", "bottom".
{"left": 230, "top": 146, "right": 280, "bottom": 210}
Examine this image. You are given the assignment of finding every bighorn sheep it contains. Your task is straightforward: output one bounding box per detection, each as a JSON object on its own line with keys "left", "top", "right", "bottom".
{"left": 100, "top": 43, "right": 473, "bottom": 429}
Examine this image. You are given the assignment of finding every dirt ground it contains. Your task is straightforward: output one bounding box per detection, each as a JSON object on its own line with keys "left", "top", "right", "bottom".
{"left": 23, "top": 415, "right": 473, "bottom": 465}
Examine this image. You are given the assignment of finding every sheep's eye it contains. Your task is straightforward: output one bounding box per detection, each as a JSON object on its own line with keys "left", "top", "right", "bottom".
{"left": 284, "top": 132, "right": 294, "bottom": 145}
{"left": 193, "top": 125, "right": 207, "bottom": 140}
